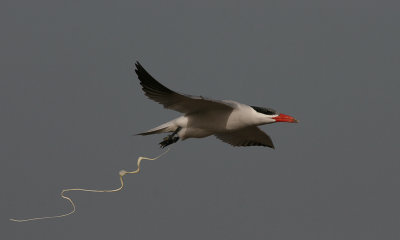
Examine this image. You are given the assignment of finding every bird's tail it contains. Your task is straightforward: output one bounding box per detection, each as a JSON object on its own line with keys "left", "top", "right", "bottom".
{"left": 136, "top": 122, "right": 176, "bottom": 136}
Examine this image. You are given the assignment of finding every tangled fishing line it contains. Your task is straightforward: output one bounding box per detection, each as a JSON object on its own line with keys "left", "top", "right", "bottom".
{"left": 10, "top": 148, "right": 170, "bottom": 222}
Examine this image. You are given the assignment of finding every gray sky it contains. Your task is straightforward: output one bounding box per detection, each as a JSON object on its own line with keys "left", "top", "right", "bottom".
{"left": 2, "top": 1, "right": 400, "bottom": 239}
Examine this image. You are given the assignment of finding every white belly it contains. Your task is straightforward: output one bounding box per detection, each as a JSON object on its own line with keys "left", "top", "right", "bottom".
{"left": 171, "top": 103, "right": 267, "bottom": 140}
{"left": 178, "top": 127, "right": 213, "bottom": 139}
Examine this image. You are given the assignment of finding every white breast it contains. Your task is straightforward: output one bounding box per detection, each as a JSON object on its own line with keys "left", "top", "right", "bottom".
{"left": 173, "top": 101, "right": 275, "bottom": 139}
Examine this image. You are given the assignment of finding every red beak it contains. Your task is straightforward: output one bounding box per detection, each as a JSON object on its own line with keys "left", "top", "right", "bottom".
{"left": 272, "top": 113, "right": 299, "bottom": 123}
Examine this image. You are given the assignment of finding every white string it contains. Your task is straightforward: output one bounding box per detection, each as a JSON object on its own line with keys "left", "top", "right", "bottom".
{"left": 10, "top": 148, "right": 170, "bottom": 222}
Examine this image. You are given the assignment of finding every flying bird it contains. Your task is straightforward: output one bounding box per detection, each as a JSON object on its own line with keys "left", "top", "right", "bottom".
{"left": 135, "top": 62, "right": 298, "bottom": 149}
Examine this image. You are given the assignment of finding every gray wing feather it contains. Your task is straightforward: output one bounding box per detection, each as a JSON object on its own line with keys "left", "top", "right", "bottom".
{"left": 135, "top": 62, "right": 233, "bottom": 113}
{"left": 215, "top": 127, "right": 275, "bottom": 149}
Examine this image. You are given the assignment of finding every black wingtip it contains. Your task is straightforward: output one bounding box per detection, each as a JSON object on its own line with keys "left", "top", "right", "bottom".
{"left": 133, "top": 61, "right": 174, "bottom": 95}
{"left": 269, "top": 141, "right": 275, "bottom": 149}
{"left": 134, "top": 61, "right": 141, "bottom": 70}
{"left": 134, "top": 61, "right": 142, "bottom": 76}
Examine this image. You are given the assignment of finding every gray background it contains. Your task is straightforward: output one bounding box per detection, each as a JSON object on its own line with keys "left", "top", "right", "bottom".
{"left": 2, "top": 1, "right": 399, "bottom": 239}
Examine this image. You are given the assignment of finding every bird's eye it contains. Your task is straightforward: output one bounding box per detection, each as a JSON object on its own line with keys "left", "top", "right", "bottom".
{"left": 251, "top": 106, "right": 278, "bottom": 115}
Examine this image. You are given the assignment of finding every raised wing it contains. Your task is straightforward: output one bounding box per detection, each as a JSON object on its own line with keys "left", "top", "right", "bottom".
{"left": 215, "top": 127, "right": 275, "bottom": 148}
{"left": 134, "top": 62, "right": 233, "bottom": 114}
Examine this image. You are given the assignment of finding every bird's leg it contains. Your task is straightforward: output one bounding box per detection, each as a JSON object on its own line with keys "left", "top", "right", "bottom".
{"left": 159, "top": 127, "right": 181, "bottom": 148}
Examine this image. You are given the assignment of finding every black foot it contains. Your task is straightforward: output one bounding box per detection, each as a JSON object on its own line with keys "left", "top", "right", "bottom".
{"left": 159, "top": 136, "right": 179, "bottom": 148}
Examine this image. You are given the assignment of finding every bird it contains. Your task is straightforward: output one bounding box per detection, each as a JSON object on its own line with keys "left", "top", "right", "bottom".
{"left": 134, "top": 61, "right": 298, "bottom": 149}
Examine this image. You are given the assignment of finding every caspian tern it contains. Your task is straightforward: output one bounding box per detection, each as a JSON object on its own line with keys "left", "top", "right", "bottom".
{"left": 135, "top": 62, "right": 298, "bottom": 149}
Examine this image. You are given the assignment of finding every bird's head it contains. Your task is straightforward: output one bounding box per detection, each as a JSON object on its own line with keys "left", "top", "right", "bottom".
{"left": 251, "top": 106, "right": 299, "bottom": 123}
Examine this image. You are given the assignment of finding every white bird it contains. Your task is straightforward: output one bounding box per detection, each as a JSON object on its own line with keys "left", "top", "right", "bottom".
{"left": 135, "top": 62, "right": 298, "bottom": 149}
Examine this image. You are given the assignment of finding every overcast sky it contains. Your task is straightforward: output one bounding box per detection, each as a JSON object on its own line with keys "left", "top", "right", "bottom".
{"left": 2, "top": 1, "right": 400, "bottom": 239}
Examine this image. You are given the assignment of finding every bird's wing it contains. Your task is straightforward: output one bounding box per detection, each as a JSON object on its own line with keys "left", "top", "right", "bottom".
{"left": 215, "top": 127, "right": 275, "bottom": 148}
{"left": 135, "top": 62, "right": 234, "bottom": 114}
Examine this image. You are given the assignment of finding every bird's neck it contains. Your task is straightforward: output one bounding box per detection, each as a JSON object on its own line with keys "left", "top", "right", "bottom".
{"left": 255, "top": 114, "right": 276, "bottom": 125}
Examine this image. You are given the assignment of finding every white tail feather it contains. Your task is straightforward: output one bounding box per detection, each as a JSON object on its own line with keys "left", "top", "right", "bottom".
{"left": 137, "top": 122, "right": 176, "bottom": 136}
